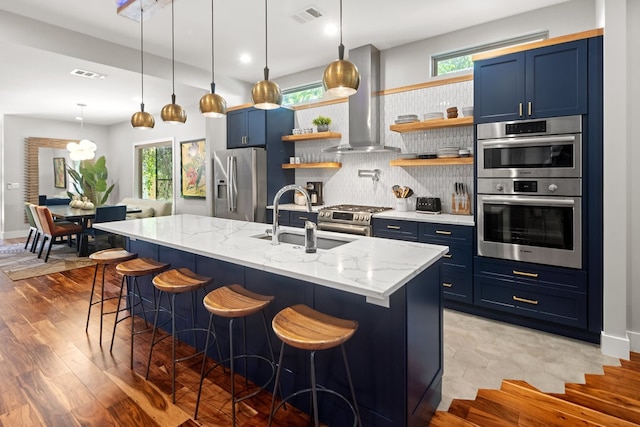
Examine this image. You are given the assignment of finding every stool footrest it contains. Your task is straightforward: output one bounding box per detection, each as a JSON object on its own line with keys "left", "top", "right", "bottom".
{"left": 272, "top": 386, "right": 359, "bottom": 427}
{"left": 204, "top": 354, "right": 276, "bottom": 403}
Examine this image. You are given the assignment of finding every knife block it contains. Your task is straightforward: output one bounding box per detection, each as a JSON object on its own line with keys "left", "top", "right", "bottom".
{"left": 451, "top": 193, "right": 471, "bottom": 215}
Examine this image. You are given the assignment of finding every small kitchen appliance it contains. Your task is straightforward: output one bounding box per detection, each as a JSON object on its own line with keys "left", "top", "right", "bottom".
{"left": 416, "top": 197, "right": 441, "bottom": 214}
{"left": 306, "top": 181, "right": 323, "bottom": 205}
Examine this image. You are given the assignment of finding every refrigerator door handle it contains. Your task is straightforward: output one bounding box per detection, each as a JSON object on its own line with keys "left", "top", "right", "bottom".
{"left": 228, "top": 155, "right": 237, "bottom": 212}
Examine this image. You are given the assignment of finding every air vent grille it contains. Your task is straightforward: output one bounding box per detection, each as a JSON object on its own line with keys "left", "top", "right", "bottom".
{"left": 293, "top": 6, "right": 322, "bottom": 24}
{"left": 70, "top": 69, "right": 108, "bottom": 80}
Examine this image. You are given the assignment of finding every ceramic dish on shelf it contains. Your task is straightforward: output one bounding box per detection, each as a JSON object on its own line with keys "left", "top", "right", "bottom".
{"left": 461, "top": 106, "right": 474, "bottom": 117}
{"left": 436, "top": 153, "right": 460, "bottom": 158}
{"left": 423, "top": 112, "right": 444, "bottom": 121}
{"left": 458, "top": 149, "right": 471, "bottom": 157}
{"left": 396, "top": 153, "right": 419, "bottom": 159}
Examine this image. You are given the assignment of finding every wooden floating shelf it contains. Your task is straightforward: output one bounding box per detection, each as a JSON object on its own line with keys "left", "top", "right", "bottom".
{"left": 282, "top": 132, "right": 342, "bottom": 141}
{"left": 282, "top": 162, "right": 342, "bottom": 169}
{"left": 390, "top": 157, "right": 474, "bottom": 167}
{"left": 390, "top": 117, "right": 473, "bottom": 133}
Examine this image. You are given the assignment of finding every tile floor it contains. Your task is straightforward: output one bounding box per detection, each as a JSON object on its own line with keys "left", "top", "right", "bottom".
{"left": 439, "top": 309, "right": 621, "bottom": 410}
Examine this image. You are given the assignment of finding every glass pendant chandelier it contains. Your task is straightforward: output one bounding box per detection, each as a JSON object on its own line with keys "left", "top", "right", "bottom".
{"left": 200, "top": 0, "right": 227, "bottom": 118}
{"left": 322, "top": 0, "right": 360, "bottom": 97}
{"left": 67, "top": 103, "right": 97, "bottom": 161}
{"left": 161, "top": 0, "right": 187, "bottom": 124}
{"left": 131, "top": 1, "right": 155, "bottom": 129}
{"left": 251, "top": 0, "right": 282, "bottom": 110}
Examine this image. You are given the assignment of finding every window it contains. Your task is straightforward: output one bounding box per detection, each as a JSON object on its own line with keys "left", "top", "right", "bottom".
{"left": 432, "top": 31, "right": 548, "bottom": 77}
{"left": 137, "top": 142, "right": 173, "bottom": 200}
{"left": 282, "top": 82, "right": 324, "bottom": 106}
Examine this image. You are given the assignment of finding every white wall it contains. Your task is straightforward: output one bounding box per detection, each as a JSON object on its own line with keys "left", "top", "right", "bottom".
{"left": 2, "top": 115, "right": 109, "bottom": 239}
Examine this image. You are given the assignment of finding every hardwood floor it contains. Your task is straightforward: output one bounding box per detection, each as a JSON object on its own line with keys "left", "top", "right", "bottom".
{"left": 430, "top": 352, "right": 640, "bottom": 426}
{"left": 0, "top": 242, "right": 311, "bottom": 426}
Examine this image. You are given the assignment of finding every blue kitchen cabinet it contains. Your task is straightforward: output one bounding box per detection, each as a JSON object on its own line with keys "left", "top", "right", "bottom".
{"left": 288, "top": 211, "right": 318, "bottom": 228}
{"left": 474, "top": 39, "right": 588, "bottom": 123}
{"left": 372, "top": 218, "right": 419, "bottom": 241}
{"left": 419, "top": 223, "right": 474, "bottom": 303}
{"left": 227, "top": 107, "right": 267, "bottom": 148}
{"left": 265, "top": 209, "right": 290, "bottom": 226}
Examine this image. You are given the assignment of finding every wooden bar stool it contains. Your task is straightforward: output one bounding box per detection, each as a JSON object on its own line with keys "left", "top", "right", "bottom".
{"left": 269, "top": 304, "right": 362, "bottom": 427}
{"left": 194, "top": 284, "right": 276, "bottom": 425}
{"left": 145, "top": 268, "right": 212, "bottom": 403}
{"left": 110, "top": 257, "right": 170, "bottom": 368}
{"left": 85, "top": 248, "right": 138, "bottom": 345}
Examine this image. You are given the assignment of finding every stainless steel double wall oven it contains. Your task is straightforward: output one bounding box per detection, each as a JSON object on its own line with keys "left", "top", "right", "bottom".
{"left": 476, "top": 115, "right": 583, "bottom": 269}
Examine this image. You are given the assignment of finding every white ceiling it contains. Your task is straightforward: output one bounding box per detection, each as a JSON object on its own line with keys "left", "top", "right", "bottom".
{"left": 0, "top": 0, "right": 570, "bottom": 126}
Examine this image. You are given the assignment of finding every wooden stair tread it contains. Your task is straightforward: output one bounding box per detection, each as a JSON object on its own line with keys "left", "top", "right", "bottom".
{"left": 554, "top": 383, "right": 640, "bottom": 425}
{"left": 629, "top": 352, "right": 640, "bottom": 363}
{"left": 448, "top": 399, "right": 517, "bottom": 426}
{"left": 500, "top": 379, "right": 639, "bottom": 427}
{"left": 429, "top": 411, "right": 481, "bottom": 426}
{"left": 583, "top": 373, "right": 640, "bottom": 400}
{"left": 603, "top": 365, "right": 640, "bottom": 383}
{"left": 620, "top": 359, "right": 640, "bottom": 372}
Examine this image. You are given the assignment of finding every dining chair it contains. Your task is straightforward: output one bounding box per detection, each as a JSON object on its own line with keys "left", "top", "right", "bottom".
{"left": 24, "top": 203, "right": 40, "bottom": 251}
{"left": 35, "top": 206, "right": 83, "bottom": 262}
{"left": 28, "top": 204, "right": 46, "bottom": 253}
{"left": 83, "top": 205, "right": 127, "bottom": 252}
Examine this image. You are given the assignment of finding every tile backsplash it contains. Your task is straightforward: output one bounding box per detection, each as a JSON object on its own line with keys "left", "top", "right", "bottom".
{"left": 293, "top": 80, "right": 474, "bottom": 213}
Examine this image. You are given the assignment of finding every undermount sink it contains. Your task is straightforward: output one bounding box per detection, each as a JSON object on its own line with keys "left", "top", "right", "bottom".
{"left": 253, "top": 231, "right": 352, "bottom": 250}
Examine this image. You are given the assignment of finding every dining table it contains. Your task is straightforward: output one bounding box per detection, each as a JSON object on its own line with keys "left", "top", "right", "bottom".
{"left": 47, "top": 204, "right": 141, "bottom": 256}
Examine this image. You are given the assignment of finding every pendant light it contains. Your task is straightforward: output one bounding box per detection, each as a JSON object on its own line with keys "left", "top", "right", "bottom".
{"left": 131, "top": 1, "right": 155, "bottom": 129}
{"left": 67, "top": 104, "right": 97, "bottom": 161}
{"left": 161, "top": 0, "right": 187, "bottom": 124}
{"left": 251, "top": 0, "right": 282, "bottom": 110}
{"left": 200, "top": 0, "right": 227, "bottom": 118}
{"left": 322, "top": 0, "right": 360, "bottom": 97}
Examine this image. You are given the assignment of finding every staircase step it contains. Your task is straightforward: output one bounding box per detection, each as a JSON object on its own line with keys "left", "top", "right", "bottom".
{"left": 550, "top": 383, "right": 640, "bottom": 425}
{"left": 447, "top": 399, "right": 516, "bottom": 426}
{"left": 476, "top": 388, "right": 618, "bottom": 426}
{"left": 604, "top": 365, "right": 640, "bottom": 383}
{"left": 620, "top": 359, "right": 640, "bottom": 372}
{"left": 583, "top": 373, "right": 640, "bottom": 400}
{"left": 629, "top": 352, "right": 640, "bottom": 363}
{"left": 429, "top": 411, "right": 480, "bottom": 426}
{"left": 501, "top": 380, "right": 638, "bottom": 427}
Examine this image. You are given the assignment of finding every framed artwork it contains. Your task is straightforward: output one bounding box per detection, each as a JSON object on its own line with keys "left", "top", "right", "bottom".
{"left": 53, "top": 157, "right": 67, "bottom": 188}
{"left": 180, "top": 139, "right": 206, "bottom": 198}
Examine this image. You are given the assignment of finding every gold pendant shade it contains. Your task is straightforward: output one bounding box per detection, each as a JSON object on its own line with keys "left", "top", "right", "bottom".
{"left": 323, "top": 58, "right": 360, "bottom": 97}
{"left": 252, "top": 71, "right": 282, "bottom": 110}
{"left": 131, "top": 108, "right": 155, "bottom": 129}
{"left": 161, "top": 94, "right": 187, "bottom": 124}
{"left": 200, "top": 92, "right": 227, "bottom": 118}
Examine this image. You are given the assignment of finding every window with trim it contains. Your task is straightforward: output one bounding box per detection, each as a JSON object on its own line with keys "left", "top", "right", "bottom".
{"left": 282, "top": 82, "right": 324, "bottom": 106}
{"left": 432, "top": 31, "right": 549, "bottom": 77}
{"left": 138, "top": 142, "right": 173, "bottom": 200}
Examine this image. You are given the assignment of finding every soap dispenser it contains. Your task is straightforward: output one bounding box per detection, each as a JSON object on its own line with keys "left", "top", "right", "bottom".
{"left": 305, "top": 221, "right": 317, "bottom": 253}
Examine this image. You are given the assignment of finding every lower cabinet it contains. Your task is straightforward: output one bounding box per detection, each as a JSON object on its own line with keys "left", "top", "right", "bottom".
{"left": 372, "top": 218, "right": 419, "bottom": 241}
{"left": 265, "top": 209, "right": 289, "bottom": 226}
{"left": 288, "top": 211, "right": 318, "bottom": 228}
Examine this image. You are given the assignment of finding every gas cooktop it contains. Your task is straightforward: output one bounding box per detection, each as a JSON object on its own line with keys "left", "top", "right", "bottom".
{"left": 321, "top": 204, "right": 392, "bottom": 214}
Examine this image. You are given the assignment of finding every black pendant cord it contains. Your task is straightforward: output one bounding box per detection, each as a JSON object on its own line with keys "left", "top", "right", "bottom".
{"left": 338, "top": 0, "right": 345, "bottom": 60}
{"left": 264, "top": 0, "right": 269, "bottom": 80}
{"left": 171, "top": 0, "right": 176, "bottom": 99}
{"left": 139, "top": 3, "right": 145, "bottom": 110}
{"left": 210, "top": 0, "right": 215, "bottom": 92}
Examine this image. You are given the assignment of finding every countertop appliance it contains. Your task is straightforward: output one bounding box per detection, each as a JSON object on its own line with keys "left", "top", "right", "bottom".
{"left": 476, "top": 115, "right": 583, "bottom": 269}
{"left": 213, "top": 147, "right": 267, "bottom": 223}
{"left": 416, "top": 197, "right": 441, "bottom": 214}
{"left": 306, "top": 181, "right": 323, "bottom": 206}
{"left": 317, "top": 204, "right": 391, "bottom": 236}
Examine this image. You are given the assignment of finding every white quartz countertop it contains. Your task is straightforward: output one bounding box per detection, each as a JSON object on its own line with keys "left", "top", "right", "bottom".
{"left": 95, "top": 214, "right": 447, "bottom": 307}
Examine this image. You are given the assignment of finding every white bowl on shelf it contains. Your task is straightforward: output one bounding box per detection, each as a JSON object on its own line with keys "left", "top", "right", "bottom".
{"left": 461, "top": 106, "right": 474, "bottom": 117}
{"left": 423, "top": 112, "right": 444, "bottom": 121}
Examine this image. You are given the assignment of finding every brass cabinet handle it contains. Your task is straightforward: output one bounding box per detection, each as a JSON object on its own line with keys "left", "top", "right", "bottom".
{"left": 442, "top": 283, "right": 453, "bottom": 288}
{"left": 528, "top": 101, "right": 532, "bottom": 116}
{"left": 513, "top": 295, "right": 539, "bottom": 305}
{"left": 435, "top": 230, "right": 452, "bottom": 235}
{"left": 298, "top": 216, "right": 308, "bottom": 220}
{"left": 513, "top": 270, "right": 539, "bottom": 278}
{"left": 519, "top": 103, "right": 523, "bottom": 117}
{"left": 387, "top": 225, "right": 401, "bottom": 230}
{"left": 443, "top": 254, "right": 452, "bottom": 258}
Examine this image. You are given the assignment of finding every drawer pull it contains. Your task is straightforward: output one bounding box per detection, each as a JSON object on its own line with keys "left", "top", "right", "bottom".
{"left": 435, "top": 230, "right": 452, "bottom": 235}
{"left": 513, "top": 270, "right": 539, "bottom": 278}
{"left": 443, "top": 254, "right": 452, "bottom": 258}
{"left": 442, "top": 283, "right": 453, "bottom": 288}
{"left": 386, "top": 225, "right": 401, "bottom": 230}
{"left": 513, "top": 295, "right": 539, "bottom": 305}
{"left": 298, "top": 216, "right": 308, "bottom": 220}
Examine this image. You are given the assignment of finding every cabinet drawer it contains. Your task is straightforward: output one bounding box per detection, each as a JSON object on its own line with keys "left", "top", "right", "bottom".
{"left": 289, "top": 212, "right": 318, "bottom": 228}
{"left": 474, "top": 275, "right": 587, "bottom": 328}
{"left": 439, "top": 243, "right": 471, "bottom": 268}
{"left": 441, "top": 265, "right": 472, "bottom": 303}
{"left": 474, "top": 257, "right": 586, "bottom": 292}
{"left": 372, "top": 219, "right": 418, "bottom": 241}
{"left": 266, "top": 209, "right": 289, "bottom": 226}
{"left": 419, "top": 223, "right": 473, "bottom": 244}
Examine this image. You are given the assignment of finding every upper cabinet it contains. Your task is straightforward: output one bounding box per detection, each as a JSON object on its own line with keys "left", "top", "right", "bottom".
{"left": 227, "top": 107, "right": 268, "bottom": 148}
{"left": 474, "top": 39, "right": 588, "bottom": 123}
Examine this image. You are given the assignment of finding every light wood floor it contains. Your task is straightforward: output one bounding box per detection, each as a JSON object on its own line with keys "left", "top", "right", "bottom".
{"left": 0, "top": 239, "right": 311, "bottom": 426}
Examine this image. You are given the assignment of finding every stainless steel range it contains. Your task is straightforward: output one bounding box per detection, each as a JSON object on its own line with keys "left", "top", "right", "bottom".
{"left": 317, "top": 204, "right": 391, "bottom": 236}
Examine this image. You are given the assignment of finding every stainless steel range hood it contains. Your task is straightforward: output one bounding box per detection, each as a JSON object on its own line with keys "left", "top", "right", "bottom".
{"left": 324, "top": 45, "right": 400, "bottom": 154}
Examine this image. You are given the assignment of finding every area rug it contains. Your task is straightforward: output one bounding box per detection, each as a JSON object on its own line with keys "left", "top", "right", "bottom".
{"left": 0, "top": 242, "right": 95, "bottom": 281}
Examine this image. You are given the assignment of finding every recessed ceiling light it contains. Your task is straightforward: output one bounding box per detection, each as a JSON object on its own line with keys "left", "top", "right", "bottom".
{"left": 240, "top": 54, "right": 251, "bottom": 64}
{"left": 324, "top": 23, "right": 338, "bottom": 36}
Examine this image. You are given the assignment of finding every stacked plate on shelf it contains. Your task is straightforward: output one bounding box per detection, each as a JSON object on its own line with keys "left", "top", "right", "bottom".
{"left": 436, "top": 146, "right": 460, "bottom": 158}
{"left": 394, "top": 114, "right": 419, "bottom": 124}
{"left": 423, "top": 112, "right": 444, "bottom": 121}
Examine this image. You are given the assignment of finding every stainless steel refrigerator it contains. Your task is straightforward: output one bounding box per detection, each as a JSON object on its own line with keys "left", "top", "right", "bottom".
{"left": 213, "top": 147, "right": 267, "bottom": 222}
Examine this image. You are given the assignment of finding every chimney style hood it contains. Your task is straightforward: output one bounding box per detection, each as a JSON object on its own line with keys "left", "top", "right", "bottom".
{"left": 324, "top": 45, "right": 400, "bottom": 154}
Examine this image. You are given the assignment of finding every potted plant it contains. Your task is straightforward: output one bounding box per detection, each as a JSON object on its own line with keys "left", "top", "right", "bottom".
{"left": 312, "top": 115, "right": 332, "bottom": 132}
{"left": 66, "top": 155, "right": 116, "bottom": 206}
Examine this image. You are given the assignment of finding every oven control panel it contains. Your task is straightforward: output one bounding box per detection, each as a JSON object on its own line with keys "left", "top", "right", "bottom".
{"left": 477, "top": 178, "right": 582, "bottom": 197}
{"left": 318, "top": 210, "right": 372, "bottom": 225}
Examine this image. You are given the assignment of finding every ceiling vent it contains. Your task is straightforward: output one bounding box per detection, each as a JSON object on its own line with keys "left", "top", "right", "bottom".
{"left": 292, "top": 6, "right": 322, "bottom": 24}
{"left": 70, "top": 69, "right": 108, "bottom": 80}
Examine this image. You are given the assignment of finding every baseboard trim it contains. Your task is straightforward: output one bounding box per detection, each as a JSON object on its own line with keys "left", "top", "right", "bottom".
{"left": 2, "top": 230, "right": 28, "bottom": 240}
{"left": 601, "top": 331, "right": 630, "bottom": 359}
{"left": 628, "top": 330, "right": 640, "bottom": 353}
